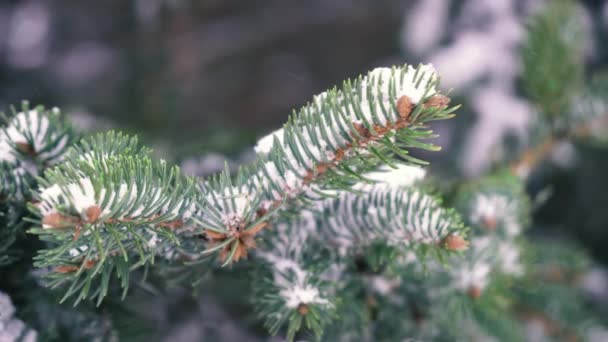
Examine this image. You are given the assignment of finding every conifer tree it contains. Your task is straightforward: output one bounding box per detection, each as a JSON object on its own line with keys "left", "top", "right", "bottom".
{"left": 1, "top": 1, "right": 607, "bottom": 341}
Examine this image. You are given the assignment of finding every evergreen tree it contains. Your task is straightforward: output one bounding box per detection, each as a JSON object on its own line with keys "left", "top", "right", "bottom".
{"left": 1, "top": 1, "right": 607, "bottom": 341}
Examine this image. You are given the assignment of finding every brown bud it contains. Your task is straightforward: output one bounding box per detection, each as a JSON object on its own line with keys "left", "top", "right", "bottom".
{"left": 423, "top": 94, "right": 450, "bottom": 110}
{"left": 206, "top": 230, "right": 228, "bottom": 241}
{"left": 55, "top": 265, "right": 79, "bottom": 273}
{"left": 42, "top": 212, "right": 74, "bottom": 229}
{"left": 482, "top": 216, "right": 498, "bottom": 231}
{"left": 232, "top": 243, "right": 249, "bottom": 262}
{"left": 468, "top": 286, "right": 482, "bottom": 299}
{"left": 256, "top": 208, "right": 268, "bottom": 218}
{"left": 315, "top": 162, "right": 329, "bottom": 175}
{"left": 303, "top": 170, "right": 315, "bottom": 184}
{"left": 373, "top": 124, "right": 390, "bottom": 135}
{"left": 15, "top": 142, "right": 36, "bottom": 156}
{"left": 352, "top": 122, "right": 371, "bottom": 139}
{"left": 218, "top": 245, "right": 230, "bottom": 263}
{"left": 83, "top": 259, "right": 96, "bottom": 269}
{"left": 158, "top": 219, "right": 184, "bottom": 229}
{"left": 297, "top": 303, "right": 309, "bottom": 316}
{"left": 85, "top": 205, "right": 101, "bottom": 223}
{"left": 442, "top": 234, "right": 469, "bottom": 251}
{"left": 334, "top": 148, "right": 345, "bottom": 161}
{"left": 240, "top": 235, "right": 257, "bottom": 249}
{"left": 396, "top": 95, "right": 414, "bottom": 119}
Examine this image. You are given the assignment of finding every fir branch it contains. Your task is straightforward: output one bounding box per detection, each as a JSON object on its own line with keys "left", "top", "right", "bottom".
{"left": 448, "top": 173, "right": 530, "bottom": 300}
{"left": 511, "top": 112, "right": 608, "bottom": 178}
{"left": 315, "top": 187, "right": 467, "bottom": 254}
{"left": 0, "top": 162, "right": 33, "bottom": 200}
{"left": 252, "top": 184, "right": 467, "bottom": 340}
{"left": 521, "top": 0, "right": 584, "bottom": 119}
{"left": 250, "top": 64, "right": 454, "bottom": 209}
{"left": 0, "top": 103, "right": 76, "bottom": 200}
{"left": 29, "top": 133, "right": 195, "bottom": 304}
{"left": 194, "top": 63, "right": 459, "bottom": 264}
{"left": 455, "top": 171, "right": 530, "bottom": 237}
{"left": 253, "top": 215, "right": 339, "bottom": 341}
{"left": 0, "top": 102, "right": 77, "bottom": 169}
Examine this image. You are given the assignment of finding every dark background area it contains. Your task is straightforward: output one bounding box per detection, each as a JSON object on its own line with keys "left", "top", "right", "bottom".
{"left": 0, "top": 0, "right": 410, "bottom": 152}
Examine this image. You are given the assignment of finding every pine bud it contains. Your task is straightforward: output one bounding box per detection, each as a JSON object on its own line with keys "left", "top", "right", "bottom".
{"left": 442, "top": 234, "right": 469, "bottom": 251}
{"left": 315, "top": 162, "right": 329, "bottom": 175}
{"left": 396, "top": 95, "right": 414, "bottom": 119}
{"left": 85, "top": 205, "right": 102, "bottom": 223}
{"left": 15, "top": 142, "right": 36, "bottom": 156}
{"left": 423, "top": 94, "right": 450, "bottom": 109}
{"left": 256, "top": 208, "right": 268, "bottom": 218}
{"left": 297, "top": 303, "right": 309, "bottom": 316}
{"left": 42, "top": 212, "right": 74, "bottom": 229}
{"left": 482, "top": 216, "right": 498, "bottom": 231}
{"left": 83, "top": 259, "right": 96, "bottom": 269}
{"left": 352, "top": 122, "right": 371, "bottom": 139}
{"left": 55, "top": 265, "right": 79, "bottom": 273}
{"left": 468, "top": 286, "right": 482, "bottom": 299}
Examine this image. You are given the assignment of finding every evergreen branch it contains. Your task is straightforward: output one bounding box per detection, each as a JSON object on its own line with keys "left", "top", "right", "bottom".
{"left": 0, "top": 101, "right": 77, "bottom": 169}
{"left": 250, "top": 64, "right": 453, "bottom": 210}
{"left": 0, "top": 103, "right": 76, "bottom": 200}
{"left": 443, "top": 173, "right": 530, "bottom": 300}
{"left": 0, "top": 201, "right": 23, "bottom": 266}
{"left": 194, "top": 63, "right": 459, "bottom": 264}
{"left": 0, "top": 162, "right": 33, "bottom": 200}
{"left": 511, "top": 112, "right": 608, "bottom": 178}
{"left": 521, "top": 0, "right": 583, "bottom": 119}
{"left": 0, "top": 103, "right": 78, "bottom": 266}
{"left": 253, "top": 216, "right": 338, "bottom": 341}
{"left": 252, "top": 185, "right": 467, "bottom": 340}
{"left": 315, "top": 187, "right": 467, "bottom": 254}
{"left": 455, "top": 171, "right": 530, "bottom": 238}
{"left": 515, "top": 0, "right": 607, "bottom": 178}
{"left": 29, "top": 133, "right": 195, "bottom": 304}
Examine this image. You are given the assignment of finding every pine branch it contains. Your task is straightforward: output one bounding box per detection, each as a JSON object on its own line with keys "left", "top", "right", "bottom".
{"left": 29, "top": 132, "right": 195, "bottom": 304}
{"left": 448, "top": 173, "right": 529, "bottom": 299}
{"left": 9, "top": 63, "right": 462, "bottom": 321}
{"left": 0, "top": 162, "right": 33, "bottom": 201}
{"left": 521, "top": 0, "right": 584, "bottom": 119}
{"left": 252, "top": 184, "right": 467, "bottom": 340}
{"left": 0, "top": 101, "right": 77, "bottom": 171}
{"left": 1, "top": 103, "right": 77, "bottom": 266}
{"left": 193, "top": 63, "right": 459, "bottom": 264}
{"left": 511, "top": 108, "right": 608, "bottom": 178}
{"left": 515, "top": 0, "right": 607, "bottom": 178}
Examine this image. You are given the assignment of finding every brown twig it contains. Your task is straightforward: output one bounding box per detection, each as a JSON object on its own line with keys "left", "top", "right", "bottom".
{"left": 203, "top": 94, "right": 457, "bottom": 263}
{"left": 511, "top": 115, "right": 608, "bottom": 178}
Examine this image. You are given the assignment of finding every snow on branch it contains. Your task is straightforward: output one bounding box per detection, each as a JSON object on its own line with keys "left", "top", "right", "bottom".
{"left": 0, "top": 102, "right": 76, "bottom": 168}
{"left": 192, "top": 63, "right": 459, "bottom": 265}
{"left": 251, "top": 183, "right": 467, "bottom": 340}
{"left": 250, "top": 63, "right": 453, "bottom": 210}
{"left": 0, "top": 103, "right": 76, "bottom": 199}
{"left": 29, "top": 132, "right": 194, "bottom": 304}
{"left": 317, "top": 187, "right": 467, "bottom": 254}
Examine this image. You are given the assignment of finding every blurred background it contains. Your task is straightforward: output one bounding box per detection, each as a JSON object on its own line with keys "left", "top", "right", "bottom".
{"left": 0, "top": 0, "right": 604, "bottom": 156}
{"left": 0, "top": 0, "right": 604, "bottom": 151}
{"left": 2, "top": 1, "right": 608, "bottom": 340}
